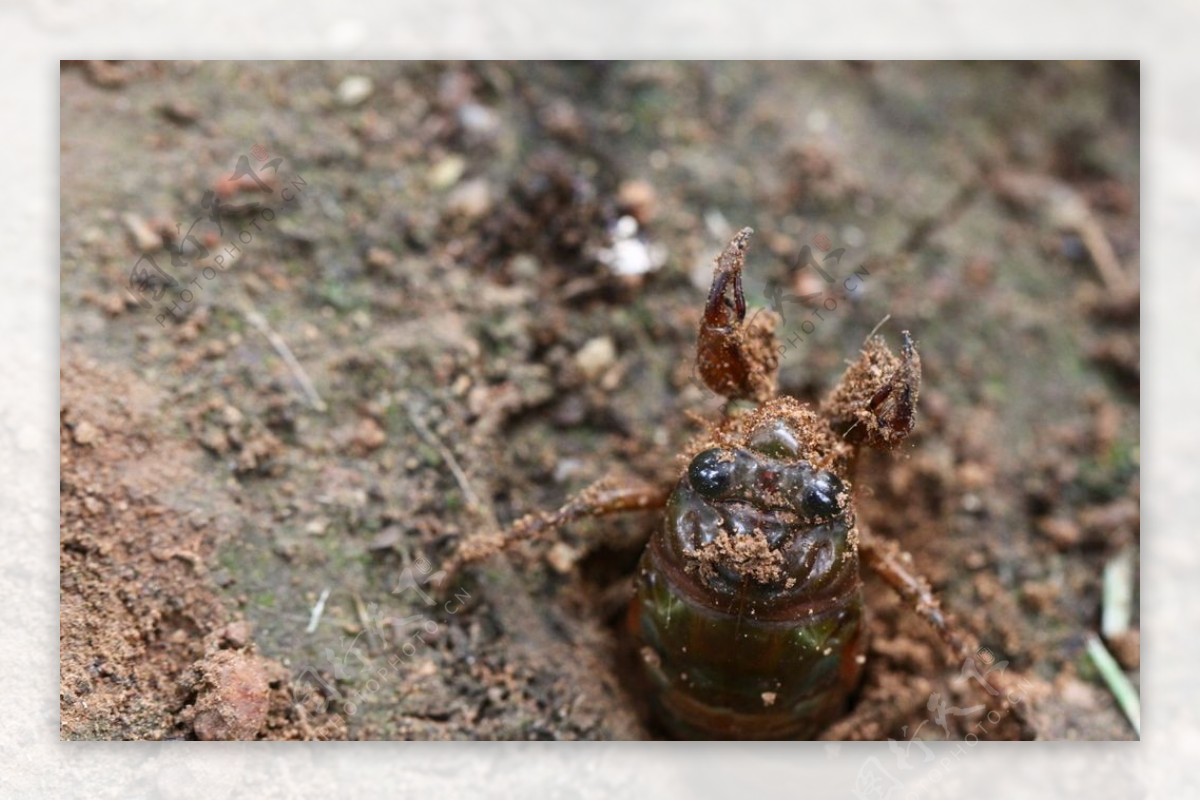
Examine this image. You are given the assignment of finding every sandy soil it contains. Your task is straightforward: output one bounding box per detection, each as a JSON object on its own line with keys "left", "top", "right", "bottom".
{"left": 60, "top": 60, "right": 1139, "bottom": 740}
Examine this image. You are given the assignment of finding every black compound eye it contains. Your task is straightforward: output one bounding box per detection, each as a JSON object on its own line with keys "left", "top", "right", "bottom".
{"left": 687, "top": 448, "right": 735, "bottom": 498}
{"left": 802, "top": 471, "right": 846, "bottom": 518}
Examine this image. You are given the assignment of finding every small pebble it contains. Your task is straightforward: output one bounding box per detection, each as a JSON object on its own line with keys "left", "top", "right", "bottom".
{"left": 1037, "top": 516, "right": 1082, "bottom": 549}
{"left": 458, "top": 102, "right": 500, "bottom": 140}
{"left": 365, "top": 246, "right": 396, "bottom": 272}
{"left": 553, "top": 458, "right": 585, "bottom": 484}
{"left": 369, "top": 526, "right": 403, "bottom": 552}
{"left": 336, "top": 75, "right": 374, "bottom": 107}
{"left": 190, "top": 652, "right": 270, "bottom": 741}
{"left": 353, "top": 417, "right": 387, "bottom": 452}
{"left": 510, "top": 254, "right": 540, "bottom": 280}
{"left": 547, "top": 543, "right": 579, "bottom": 574}
{"left": 574, "top": 336, "right": 616, "bottom": 381}
{"left": 956, "top": 461, "right": 990, "bottom": 491}
{"left": 72, "top": 421, "right": 99, "bottom": 446}
{"left": 122, "top": 213, "right": 162, "bottom": 253}
{"left": 445, "top": 178, "right": 492, "bottom": 219}
{"left": 158, "top": 100, "right": 200, "bottom": 126}
{"left": 618, "top": 179, "right": 658, "bottom": 224}
{"left": 219, "top": 621, "right": 254, "bottom": 650}
{"left": 428, "top": 155, "right": 466, "bottom": 190}
{"left": 222, "top": 405, "right": 244, "bottom": 427}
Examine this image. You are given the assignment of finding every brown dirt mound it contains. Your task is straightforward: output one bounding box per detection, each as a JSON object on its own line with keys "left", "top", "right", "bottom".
{"left": 60, "top": 350, "right": 345, "bottom": 740}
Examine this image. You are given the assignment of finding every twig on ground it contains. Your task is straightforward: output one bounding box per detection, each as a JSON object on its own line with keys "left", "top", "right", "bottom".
{"left": 403, "top": 400, "right": 495, "bottom": 527}
{"left": 306, "top": 587, "right": 331, "bottom": 634}
{"left": 240, "top": 303, "right": 328, "bottom": 412}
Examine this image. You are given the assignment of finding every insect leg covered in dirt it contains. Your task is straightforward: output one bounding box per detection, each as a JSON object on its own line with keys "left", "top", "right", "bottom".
{"left": 442, "top": 477, "right": 672, "bottom": 580}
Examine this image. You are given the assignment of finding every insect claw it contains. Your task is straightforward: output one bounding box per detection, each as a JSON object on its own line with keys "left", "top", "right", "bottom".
{"left": 695, "top": 228, "right": 780, "bottom": 403}
{"left": 823, "top": 329, "right": 921, "bottom": 449}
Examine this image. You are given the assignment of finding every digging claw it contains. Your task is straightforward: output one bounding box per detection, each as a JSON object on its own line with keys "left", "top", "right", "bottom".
{"left": 822, "top": 329, "right": 922, "bottom": 449}
{"left": 695, "top": 228, "right": 779, "bottom": 403}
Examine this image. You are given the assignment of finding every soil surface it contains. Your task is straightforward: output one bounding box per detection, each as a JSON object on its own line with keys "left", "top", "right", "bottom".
{"left": 60, "top": 61, "right": 1139, "bottom": 740}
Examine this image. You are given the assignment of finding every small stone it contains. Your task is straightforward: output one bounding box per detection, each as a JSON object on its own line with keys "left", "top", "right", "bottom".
{"left": 222, "top": 405, "right": 244, "bottom": 427}
{"left": 956, "top": 461, "right": 990, "bottom": 491}
{"left": 72, "top": 421, "right": 99, "bottom": 446}
{"left": 1037, "top": 516, "right": 1082, "bottom": 549}
{"left": 574, "top": 336, "right": 616, "bottom": 381}
{"left": 336, "top": 75, "right": 374, "bottom": 107}
{"left": 510, "top": 254, "right": 540, "bottom": 280}
{"left": 1020, "top": 580, "right": 1057, "bottom": 614}
{"left": 553, "top": 458, "right": 585, "bottom": 484}
{"left": 365, "top": 246, "right": 396, "bottom": 272}
{"left": 546, "top": 542, "right": 579, "bottom": 574}
{"left": 219, "top": 621, "right": 254, "bottom": 650}
{"left": 199, "top": 426, "right": 230, "bottom": 455}
{"left": 190, "top": 652, "right": 270, "bottom": 740}
{"left": 599, "top": 231, "right": 665, "bottom": 277}
{"left": 618, "top": 179, "right": 658, "bottom": 224}
{"left": 428, "top": 155, "right": 466, "bottom": 190}
{"left": 85, "top": 60, "right": 127, "bottom": 88}
{"left": 540, "top": 99, "right": 583, "bottom": 142}
{"left": 960, "top": 493, "right": 983, "bottom": 514}
{"left": 458, "top": 102, "right": 500, "bottom": 141}
{"left": 353, "top": 417, "right": 387, "bottom": 452}
{"left": 761, "top": 691, "right": 777, "bottom": 707}
{"left": 964, "top": 256, "right": 994, "bottom": 288}
{"left": 1079, "top": 499, "right": 1139, "bottom": 542}
{"left": 445, "top": 178, "right": 492, "bottom": 219}
{"left": 122, "top": 213, "right": 162, "bottom": 253}
{"left": 158, "top": 100, "right": 200, "bottom": 126}
{"left": 368, "top": 525, "right": 403, "bottom": 552}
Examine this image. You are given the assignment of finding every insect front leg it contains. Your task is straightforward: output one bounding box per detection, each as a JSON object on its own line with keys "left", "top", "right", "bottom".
{"left": 859, "top": 528, "right": 970, "bottom": 664}
{"left": 823, "top": 330, "right": 921, "bottom": 449}
{"left": 695, "top": 227, "right": 781, "bottom": 403}
{"left": 441, "top": 477, "right": 672, "bottom": 585}
{"left": 859, "top": 527, "right": 1035, "bottom": 738}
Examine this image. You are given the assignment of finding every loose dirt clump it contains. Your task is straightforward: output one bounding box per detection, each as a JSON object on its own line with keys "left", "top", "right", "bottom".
{"left": 60, "top": 351, "right": 345, "bottom": 740}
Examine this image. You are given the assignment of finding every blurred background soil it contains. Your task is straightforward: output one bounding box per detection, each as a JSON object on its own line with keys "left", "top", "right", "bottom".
{"left": 59, "top": 61, "right": 1139, "bottom": 740}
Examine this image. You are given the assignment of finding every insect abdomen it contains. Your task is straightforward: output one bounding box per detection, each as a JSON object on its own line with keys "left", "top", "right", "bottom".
{"left": 632, "top": 546, "right": 864, "bottom": 738}
{"left": 633, "top": 455, "right": 868, "bottom": 738}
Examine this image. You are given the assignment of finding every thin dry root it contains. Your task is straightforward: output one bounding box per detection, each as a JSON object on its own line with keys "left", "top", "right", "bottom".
{"left": 695, "top": 228, "right": 780, "bottom": 403}
{"left": 822, "top": 331, "right": 921, "bottom": 449}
